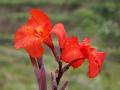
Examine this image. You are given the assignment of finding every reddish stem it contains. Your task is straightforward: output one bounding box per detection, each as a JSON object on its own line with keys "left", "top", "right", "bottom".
{"left": 62, "top": 58, "right": 81, "bottom": 73}
{"left": 37, "top": 57, "right": 47, "bottom": 90}
{"left": 51, "top": 46, "right": 62, "bottom": 65}
{"left": 29, "top": 56, "right": 47, "bottom": 90}
{"left": 56, "top": 58, "right": 81, "bottom": 88}
{"left": 29, "top": 56, "right": 40, "bottom": 90}
{"left": 48, "top": 45, "right": 80, "bottom": 90}
{"left": 50, "top": 46, "right": 62, "bottom": 85}
{"left": 51, "top": 72, "right": 57, "bottom": 90}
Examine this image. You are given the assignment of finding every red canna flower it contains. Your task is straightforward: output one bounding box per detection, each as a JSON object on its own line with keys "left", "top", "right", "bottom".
{"left": 79, "top": 37, "right": 106, "bottom": 78}
{"left": 52, "top": 23, "right": 106, "bottom": 78}
{"left": 52, "top": 23, "right": 85, "bottom": 68}
{"left": 14, "top": 9, "right": 52, "bottom": 58}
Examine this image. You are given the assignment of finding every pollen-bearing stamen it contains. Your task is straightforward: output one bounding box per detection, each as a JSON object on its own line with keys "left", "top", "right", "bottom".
{"left": 34, "top": 27, "right": 43, "bottom": 38}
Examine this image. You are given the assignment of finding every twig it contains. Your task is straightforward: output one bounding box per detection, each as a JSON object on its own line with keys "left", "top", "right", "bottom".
{"left": 56, "top": 58, "right": 81, "bottom": 86}
{"left": 62, "top": 58, "right": 81, "bottom": 73}
{"left": 29, "top": 56, "right": 40, "bottom": 90}
{"left": 50, "top": 46, "right": 62, "bottom": 85}
{"left": 51, "top": 46, "right": 62, "bottom": 65}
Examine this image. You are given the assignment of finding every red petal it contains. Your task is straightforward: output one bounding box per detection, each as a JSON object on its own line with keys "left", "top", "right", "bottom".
{"left": 82, "top": 37, "right": 90, "bottom": 44}
{"left": 71, "top": 59, "right": 85, "bottom": 68}
{"left": 52, "top": 23, "right": 67, "bottom": 48}
{"left": 63, "top": 37, "right": 78, "bottom": 49}
{"left": 14, "top": 25, "right": 43, "bottom": 58}
{"left": 29, "top": 8, "right": 52, "bottom": 27}
{"left": 79, "top": 37, "right": 91, "bottom": 57}
{"left": 14, "top": 25, "right": 37, "bottom": 49}
{"left": 61, "top": 47, "right": 83, "bottom": 63}
{"left": 29, "top": 8, "right": 52, "bottom": 38}
{"left": 61, "top": 37, "right": 84, "bottom": 68}
{"left": 88, "top": 51, "right": 106, "bottom": 78}
{"left": 42, "top": 22, "right": 52, "bottom": 38}
{"left": 96, "top": 52, "right": 106, "bottom": 68}
{"left": 28, "top": 17, "right": 38, "bottom": 27}
{"left": 44, "top": 35, "right": 54, "bottom": 49}
{"left": 25, "top": 41, "right": 44, "bottom": 58}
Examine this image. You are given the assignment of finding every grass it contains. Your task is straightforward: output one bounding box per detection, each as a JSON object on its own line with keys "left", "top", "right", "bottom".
{"left": 0, "top": 0, "right": 76, "bottom": 6}
{"left": 0, "top": 45, "right": 120, "bottom": 90}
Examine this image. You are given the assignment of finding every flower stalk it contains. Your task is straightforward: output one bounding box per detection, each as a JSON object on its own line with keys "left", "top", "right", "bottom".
{"left": 30, "top": 56, "right": 47, "bottom": 90}
{"left": 50, "top": 46, "right": 69, "bottom": 90}
{"left": 37, "top": 57, "right": 47, "bottom": 90}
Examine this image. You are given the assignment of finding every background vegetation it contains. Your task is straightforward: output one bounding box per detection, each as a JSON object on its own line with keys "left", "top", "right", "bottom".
{"left": 0, "top": 0, "right": 120, "bottom": 90}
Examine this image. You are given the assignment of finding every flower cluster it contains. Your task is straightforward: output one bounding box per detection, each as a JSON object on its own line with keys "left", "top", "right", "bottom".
{"left": 52, "top": 23, "right": 105, "bottom": 78}
{"left": 14, "top": 8, "right": 106, "bottom": 90}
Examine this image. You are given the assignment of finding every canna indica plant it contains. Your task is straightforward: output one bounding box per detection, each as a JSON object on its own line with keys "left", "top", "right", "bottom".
{"left": 14, "top": 8, "right": 106, "bottom": 90}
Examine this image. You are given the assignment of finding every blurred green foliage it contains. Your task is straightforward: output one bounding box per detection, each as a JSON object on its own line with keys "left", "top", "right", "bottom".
{"left": 0, "top": 0, "right": 120, "bottom": 90}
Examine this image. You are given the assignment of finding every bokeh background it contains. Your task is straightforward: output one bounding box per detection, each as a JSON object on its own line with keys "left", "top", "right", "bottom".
{"left": 0, "top": 0, "right": 120, "bottom": 90}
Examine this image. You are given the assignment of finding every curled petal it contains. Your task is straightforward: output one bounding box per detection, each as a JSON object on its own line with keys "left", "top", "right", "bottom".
{"left": 52, "top": 23, "right": 67, "bottom": 48}
{"left": 88, "top": 51, "right": 106, "bottom": 78}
